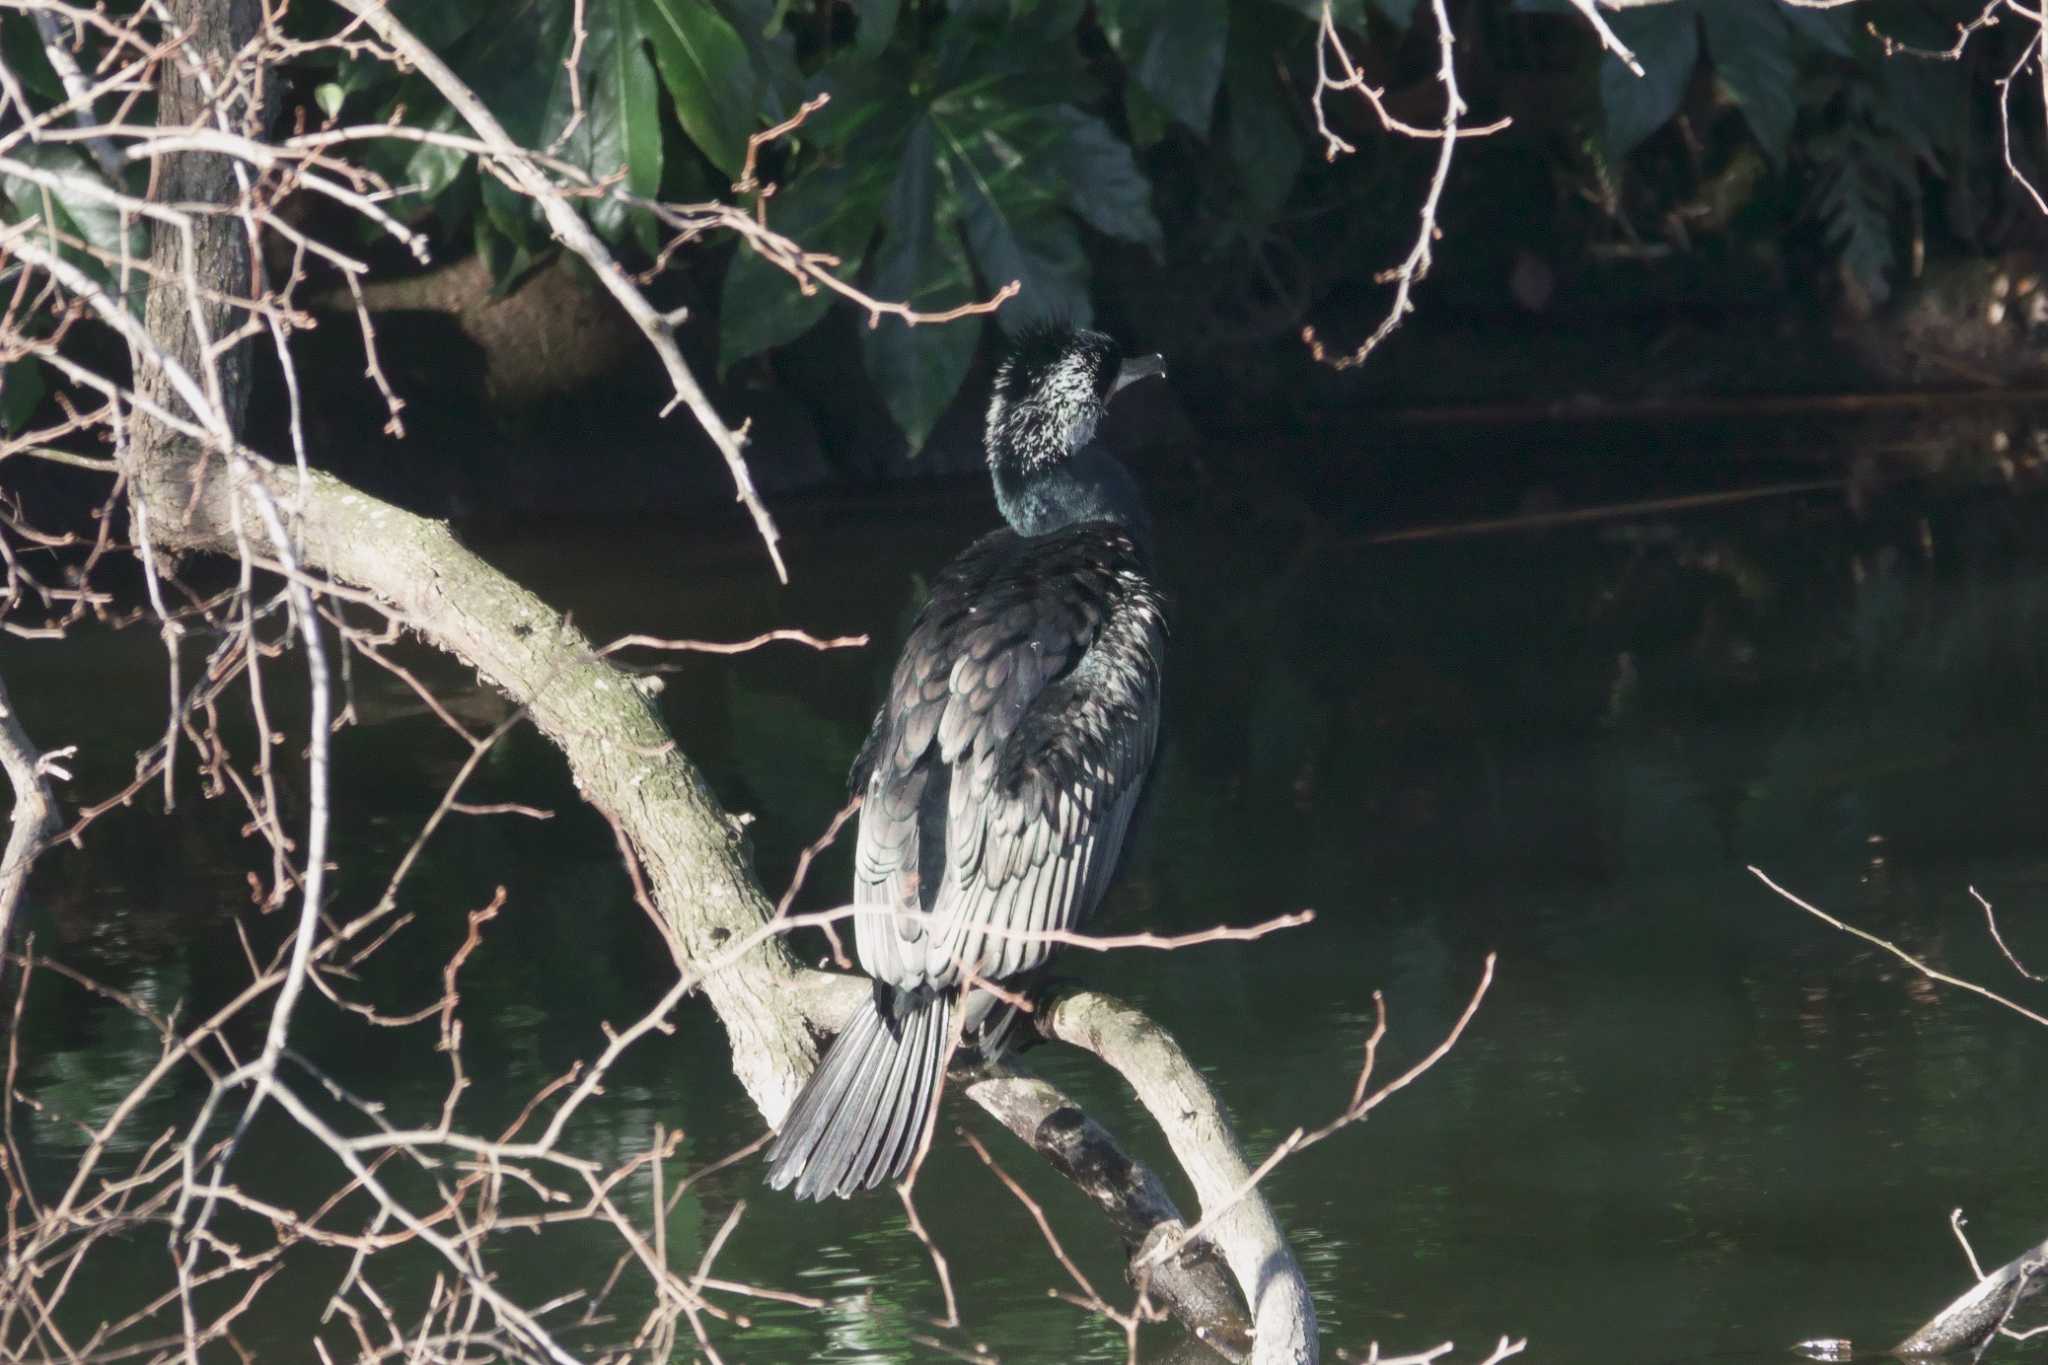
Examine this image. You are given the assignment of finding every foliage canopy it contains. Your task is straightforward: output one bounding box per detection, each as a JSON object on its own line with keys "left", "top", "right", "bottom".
{"left": 0, "top": 0, "right": 2015, "bottom": 452}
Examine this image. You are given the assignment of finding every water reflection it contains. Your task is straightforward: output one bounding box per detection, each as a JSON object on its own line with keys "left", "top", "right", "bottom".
{"left": 8, "top": 451, "right": 2048, "bottom": 1360}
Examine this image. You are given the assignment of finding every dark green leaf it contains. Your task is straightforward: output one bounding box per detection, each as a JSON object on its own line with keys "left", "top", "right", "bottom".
{"left": 1368, "top": 0, "right": 1418, "bottom": 30}
{"left": 1779, "top": 2, "right": 1855, "bottom": 59}
{"left": 0, "top": 145, "right": 141, "bottom": 287}
{"left": 548, "top": 0, "right": 664, "bottom": 238}
{"left": 1260, "top": 0, "right": 1367, "bottom": 28}
{"left": 1599, "top": 3, "right": 1698, "bottom": 160}
{"left": 642, "top": 0, "right": 756, "bottom": 176}
{"left": 932, "top": 100, "right": 1092, "bottom": 328}
{"left": 930, "top": 0, "right": 1093, "bottom": 109}
{"left": 948, "top": 0, "right": 1086, "bottom": 38}
{"left": 476, "top": 212, "right": 547, "bottom": 295}
{"left": 395, "top": 101, "right": 470, "bottom": 208}
{"left": 719, "top": 158, "right": 891, "bottom": 369}
{"left": 414, "top": 0, "right": 573, "bottom": 246}
{"left": 614, "top": 0, "right": 664, "bottom": 199}
{"left": 1045, "top": 108, "right": 1160, "bottom": 243}
{"left": 1810, "top": 132, "right": 1895, "bottom": 305}
{"left": 853, "top": 0, "right": 900, "bottom": 59}
{"left": 1701, "top": 0, "right": 1794, "bottom": 165}
{"left": 0, "top": 356, "right": 45, "bottom": 434}
{"left": 1123, "top": 79, "right": 1170, "bottom": 149}
{"left": 0, "top": 15, "right": 65, "bottom": 103}
{"left": 954, "top": 176, "right": 1091, "bottom": 333}
{"left": 1224, "top": 39, "right": 1300, "bottom": 224}
{"left": 862, "top": 120, "right": 983, "bottom": 452}
{"left": 806, "top": 58, "right": 917, "bottom": 153}
{"left": 1877, "top": 57, "right": 1967, "bottom": 166}
{"left": 386, "top": 0, "right": 492, "bottom": 51}
{"left": 1098, "top": 0, "right": 1228, "bottom": 135}
{"left": 716, "top": 0, "right": 804, "bottom": 119}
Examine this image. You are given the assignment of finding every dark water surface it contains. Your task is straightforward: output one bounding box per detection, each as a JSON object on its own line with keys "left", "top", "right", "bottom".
{"left": 11, "top": 437, "right": 2048, "bottom": 1363}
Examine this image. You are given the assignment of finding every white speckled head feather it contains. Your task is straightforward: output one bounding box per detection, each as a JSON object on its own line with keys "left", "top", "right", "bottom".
{"left": 985, "top": 327, "right": 1121, "bottom": 475}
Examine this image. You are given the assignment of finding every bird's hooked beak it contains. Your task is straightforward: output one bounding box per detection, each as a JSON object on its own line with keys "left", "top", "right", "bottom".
{"left": 1111, "top": 353, "right": 1167, "bottom": 397}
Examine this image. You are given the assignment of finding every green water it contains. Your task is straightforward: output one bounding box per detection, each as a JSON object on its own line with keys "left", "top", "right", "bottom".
{"left": 9, "top": 452, "right": 2048, "bottom": 1362}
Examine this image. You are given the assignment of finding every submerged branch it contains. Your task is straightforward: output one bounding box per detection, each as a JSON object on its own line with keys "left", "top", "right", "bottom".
{"left": 967, "top": 1061, "right": 1254, "bottom": 1361}
{"left": 1897, "top": 1232, "right": 2048, "bottom": 1356}
{"left": 1042, "top": 989, "right": 1319, "bottom": 1365}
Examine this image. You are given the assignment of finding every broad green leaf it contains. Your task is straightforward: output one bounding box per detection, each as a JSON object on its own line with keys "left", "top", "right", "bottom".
{"left": 642, "top": 0, "right": 756, "bottom": 176}
{"left": 933, "top": 101, "right": 1091, "bottom": 329}
{"left": 0, "top": 356, "right": 45, "bottom": 433}
{"left": 806, "top": 58, "right": 918, "bottom": 153}
{"left": 335, "top": 0, "right": 489, "bottom": 96}
{"left": 476, "top": 212, "right": 547, "bottom": 295}
{"left": 1780, "top": 2, "right": 1856, "bottom": 59}
{"left": 1260, "top": 0, "right": 1367, "bottom": 25}
{"left": 550, "top": 0, "right": 664, "bottom": 236}
{"left": 716, "top": 0, "right": 804, "bottom": 119}
{"left": 385, "top": 0, "right": 492, "bottom": 51}
{"left": 1124, "top": 79, "right": 1170, "bottom": 149}
{"left": 614, "top": 0, "right": 664, "bottom": 199}
{"left": 853, "top": 0, "right": 900, "bottom": 59}
{"left": 441, "top": 3, "right": 568, "bottom": 150}
{"left": 930, "top": 0, "right": 1094, "bottom": 111}
{"left": 396, "top": 100, "right": 470, "bottom": 208}
{"left": 0, "top": 145, "right": 141, "bottom": 286}
{"left": 953, "top": 175, "right": 1090, "bottom": 333}
{"left": 0, "top": 14, "right": 65, "bottom": 102}
{"left": 314, "top": 83, "right": 345, "bottom": 120}
{"left": 1224, "top": 39, "right": 1300, "bottom": 224}
{"left": 1599, "top": 2, "right": 1699, "bottom": 159}
{"left": 948, "top": 0, "right": 1085, "bottom": 39}
{"left": 1877, "top": 57, "right": 1967, "bottom": 166}
{"left": 1097, "top": 0, "right": 1228, "bottom": 135}
{"left": 1368, "top": 0, "right": 1418, "bottom": 29}
{"left": 1701, "top": 0, "right": 1794, "bottom": 166}
{"left": 861, "top": 120, "right": 983, "bottom": 452}
{"left": 719, "top": 159, "right": 892, "bottom": 369}
{"left": 482, "top": 170, "right": 548, "bottom": 260}
{"left": 1045, "top": 108, "right": 1160, "bottom": 243}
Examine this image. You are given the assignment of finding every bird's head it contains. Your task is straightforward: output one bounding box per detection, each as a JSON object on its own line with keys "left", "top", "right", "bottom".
{"left": 984, "top": 325, "right": 1165, "bottom": 477}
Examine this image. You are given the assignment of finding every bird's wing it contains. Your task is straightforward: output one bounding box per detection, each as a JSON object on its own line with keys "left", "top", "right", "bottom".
{"left": 850, "top": 531, "right": 1017, "bottom": 989}
{"left": 852, "top": 527, "right": 1166, "bottom": 992}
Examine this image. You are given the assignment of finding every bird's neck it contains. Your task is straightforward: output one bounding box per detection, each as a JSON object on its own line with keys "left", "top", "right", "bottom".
{"left": 992, "top": 446, "right": 1151, "bottom": 547}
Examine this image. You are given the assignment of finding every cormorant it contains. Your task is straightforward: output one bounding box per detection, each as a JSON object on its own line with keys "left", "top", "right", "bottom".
{"left": 765, "top": 326, "right": 1169, "bottom": 1201}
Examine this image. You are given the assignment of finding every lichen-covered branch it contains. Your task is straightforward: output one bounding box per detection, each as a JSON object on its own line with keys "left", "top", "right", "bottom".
{"left": 0, "top": 668, "right": 64, "bottom": 952}
{"left": 132, "top": 450, "right": 838, "bottom": 1118}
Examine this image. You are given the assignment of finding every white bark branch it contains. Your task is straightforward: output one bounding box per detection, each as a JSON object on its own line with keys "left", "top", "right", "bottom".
{"left": 326, "top": 0, "right": 790, "bottom": 583}
{"left": 0, "top": 669, "right": 63, "bottom": 953}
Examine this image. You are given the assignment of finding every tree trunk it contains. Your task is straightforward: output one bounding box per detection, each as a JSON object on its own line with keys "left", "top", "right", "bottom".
{"left": 128, "top": 0, "right": 263, "bottom": 532}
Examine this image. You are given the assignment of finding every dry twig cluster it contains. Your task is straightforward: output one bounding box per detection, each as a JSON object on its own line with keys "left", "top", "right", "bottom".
{"left": 0, "top": 3, "right": 1513, "bottom": 1362}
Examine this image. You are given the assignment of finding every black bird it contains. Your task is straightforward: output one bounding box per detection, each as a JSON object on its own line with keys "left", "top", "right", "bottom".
{"left": 765, "top": 326, "right": 1169, "bottom": 1200}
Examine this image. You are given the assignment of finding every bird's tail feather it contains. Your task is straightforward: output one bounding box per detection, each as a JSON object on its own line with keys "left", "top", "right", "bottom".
{"left": 764, "top": 992, "right": 953, "bottom": 1200}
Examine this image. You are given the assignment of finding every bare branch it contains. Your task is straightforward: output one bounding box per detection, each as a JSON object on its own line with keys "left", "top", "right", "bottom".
{"left": 1748, "top": 866, "right": 2048, "bottom": 1029}
{"left": 326, "top": 0, "right": 793, "bottom": 582}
